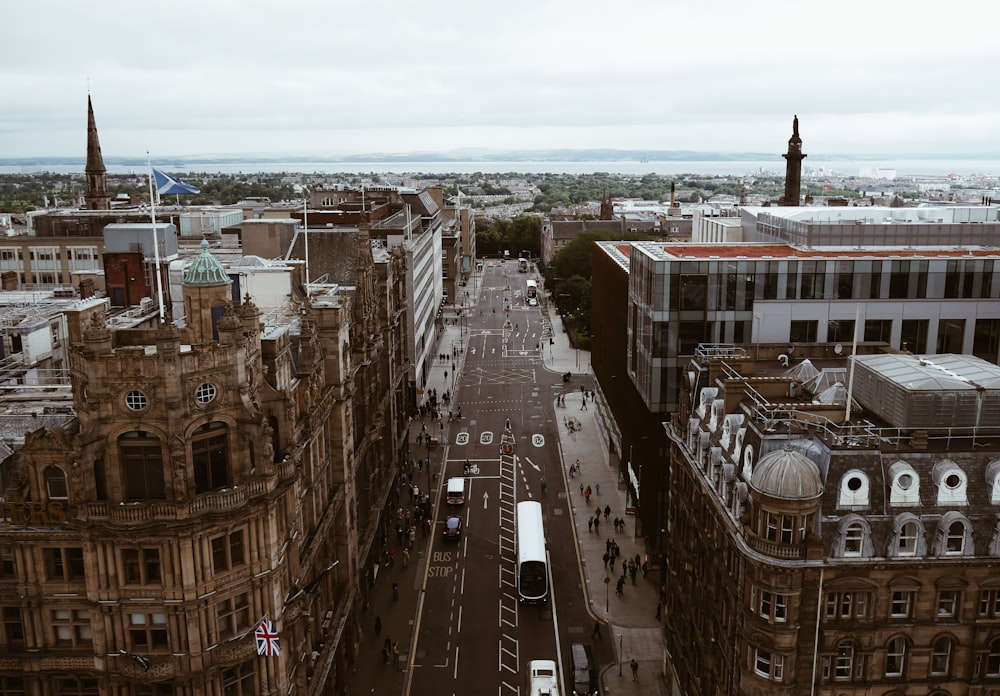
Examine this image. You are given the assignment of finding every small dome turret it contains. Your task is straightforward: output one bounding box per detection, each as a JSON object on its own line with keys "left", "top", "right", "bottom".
{"left": 750, "top": 446, "right": 823, "bottom": 500}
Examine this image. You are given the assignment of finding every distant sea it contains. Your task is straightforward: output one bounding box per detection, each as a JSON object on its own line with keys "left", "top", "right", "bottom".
{"left": 2, "top": 159, "right": 1000, "bottom": 178}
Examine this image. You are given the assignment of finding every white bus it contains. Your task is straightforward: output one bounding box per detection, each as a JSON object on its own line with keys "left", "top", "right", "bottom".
{"left": 516, "top": 501, "right": 548, "bottom": 603}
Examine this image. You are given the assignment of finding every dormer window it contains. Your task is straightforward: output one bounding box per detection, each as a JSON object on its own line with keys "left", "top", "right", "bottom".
{"left": 932, "top": 460, "right": 967, "bottom": 505}
{"left": 838, "top": 470, "right": 870, "bottom": 508}
{"left": 935, "top": 512, "right": 973, "bottom": 557}
{"left": 888, "top": 461, "right": 920, "bottom": 506}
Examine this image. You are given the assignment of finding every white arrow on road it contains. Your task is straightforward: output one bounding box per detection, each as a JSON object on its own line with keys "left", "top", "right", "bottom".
{"left": 482, "top": 490, "right": 489, "bottom": 510}
{"left": 523, "top": 456, "right": 540, "bottom": 472}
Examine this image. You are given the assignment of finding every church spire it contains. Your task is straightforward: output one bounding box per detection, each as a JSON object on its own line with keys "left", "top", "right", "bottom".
{"left": 781, "top": 114, "right": 807, "bottom": 207}
{"left": 85, "top": 95, "right": 111, "bottom": 210}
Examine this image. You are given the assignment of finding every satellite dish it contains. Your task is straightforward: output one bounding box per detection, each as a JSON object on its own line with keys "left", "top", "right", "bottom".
{"left": 834, "top": 343, "right": 843, "bottom": 355}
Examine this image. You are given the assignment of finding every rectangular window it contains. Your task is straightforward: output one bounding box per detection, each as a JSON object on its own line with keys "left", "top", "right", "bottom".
{"left": 979, "top": 589, "right": 1000, "bottom": 618}
{"left": 53, "top": 678, "right": 98, "bottom": 696}
{"left": 216, "top": 593, "right": 252, "bottom": 640}
{"left": 825, "top": 591, "right": 869, "bottom": 620}
{"left": 800, "top": 261, "right": 823, "bottom": 300}
{"left": 789, "top": 320, "right": 817, "bottom": 343}
{"left": 0, "top": 546, "right": 14, "bottom": 580}
{"left": 222, "top": 662, "right": 256, "bottom": 695}
{"left": 679, "top": 275, "right": 708, "bottom": 311}
{"left": 900, "top": 319, "right": 928, "bottom": 354}
{"left": 211, "top": 530, "right": 246, "bottom": 573}
{"left": 835, "top": 263, "right": 853, "bottom": 299}
{"left": 937, "top": 590, "right": 960, "bottom": 619}
{"left": 757, "top": 590, "right": 788, "bottom": 623}
{"left": 936, "top": 318, "right": 966, "bottom": 354}
{"left": 44, "top": 547, "right": 85, "bottom": 582}
{"left": 780, "top": 516, "right": 794, "bottom": 544}
{"left": 890, "top": 590, "right": 914, "bottom": 618}
{"left": 973, "top": 318, "right": 1000, "bottom": 363}
{"left": 2, "top": 607, "right": 24, "bottom": 649}
{"left": 52, "top": 608, "right": 93, "bottom": 647}
{"left": 129, "top": 612, "right": 169, "bottom": 651}
{"left": 828, "top": 320, "right": 855, "bottom": 344}
{"left": 121, "top": 440, "right": 166, "bottom": 501}
{"left": 122, "top": 548, "right": 161, "bottom": 586}
{"left": 889, "top": 263, "right": 910, "bottom": 299}
{"left": 864, "top": 319, "right": 892, "bottom": 343}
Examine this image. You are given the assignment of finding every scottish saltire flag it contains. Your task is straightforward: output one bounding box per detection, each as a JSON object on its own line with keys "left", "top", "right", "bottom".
{"left": 152, "top": 167, "right": 201, "bottom": 195}
{"left": 255, "top": 616, "right": 281, "bottom": 656}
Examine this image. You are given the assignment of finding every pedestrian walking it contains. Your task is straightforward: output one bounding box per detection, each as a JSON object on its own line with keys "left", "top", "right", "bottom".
{"left": 594, "top": 515, "right": 601, "bottom": 534}
{"left": 579, "top": 483, "right": 584, "bottom": 495}
{"left": 403, "top": 548, "right": 410, "bottom": 567}
{"left": 592, "top": 620, "right": 601, "bottom": 639}
{"left": 603, "top": 552, "right": 610, "bottom": 569}
{"left": 595, "top": 482, "right": 600, "bottom": 495}
{"left": 604, "top": 505, "right": 610, "bottom": 521}
{"left": 588, "top": 518, "right": 593, "bottom": 532}
{"left": 631, "top": 659, "right": 639, "bottom": 681}
{"left": 375, "top": 615, "right": 382, "bottom": 635}
{"left": 610, "top": 555, "right": 616, "bottom": 572}
{"left": 616, "top": 577, "right": 625, "bottom": 597}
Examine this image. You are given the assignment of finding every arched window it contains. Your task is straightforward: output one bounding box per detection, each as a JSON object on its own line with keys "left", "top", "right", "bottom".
{"left": 886, "top": 636, "right": 907, "bottom": 678}
{"left": 946, "top": 521, "right": 966, "bottom": 554}
{"left": 930, "top": 636, "right": 953, "bottom": 677}
{"left": 44, "top": 466, "right": 68, "bottom": 500}
{"left": 898, "top": 521, "right": 919, "bottom": 555}
{"left": 838, "top": 516, "right": 871, "bottom": 558}
{"left": 192, "top": 422, "right": 230, "bottom": 493}
{"left": 119, "top": 431, "right": 165, "bottom": 501}
{"left": 935, "top": 512, "right": 974, "bottom": 557}
{"left": 889, "top": 514, "right": 926, "bottom": 558}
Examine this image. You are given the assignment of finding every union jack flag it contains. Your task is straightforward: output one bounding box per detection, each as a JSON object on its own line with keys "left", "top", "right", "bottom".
{"left": 255, "top": 616, "right": 281, "bottom": 657}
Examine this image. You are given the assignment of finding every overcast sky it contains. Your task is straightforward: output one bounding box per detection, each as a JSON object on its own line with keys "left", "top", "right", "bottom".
{"left": 2, "top": 0, "right": 998, "bottom": 160}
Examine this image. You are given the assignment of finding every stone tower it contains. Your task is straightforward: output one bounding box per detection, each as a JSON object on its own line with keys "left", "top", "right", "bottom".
{"left": 84, "top": 95, "right": 111, "bottom": 211}
{"left": 781, "top": 114, "right": 806, "bottom": 207}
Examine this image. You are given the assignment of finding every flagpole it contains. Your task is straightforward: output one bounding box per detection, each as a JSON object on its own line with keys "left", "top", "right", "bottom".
{"left": 147, "top": 152, "right": 166, "bottom": 322}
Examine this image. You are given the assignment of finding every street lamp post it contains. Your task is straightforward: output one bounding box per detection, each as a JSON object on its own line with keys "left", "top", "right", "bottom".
{"left": 604, "top": 576, "right": 611, "bottom": 613}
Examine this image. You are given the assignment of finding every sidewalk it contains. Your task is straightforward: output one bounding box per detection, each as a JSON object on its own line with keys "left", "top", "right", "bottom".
{"left": 544, "top": 312, "right": 669, "bottom": 695}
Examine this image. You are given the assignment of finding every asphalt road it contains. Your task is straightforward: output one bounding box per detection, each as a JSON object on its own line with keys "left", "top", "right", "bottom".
{"left": 404, "top": 261, "right": 594, "bottom": 696}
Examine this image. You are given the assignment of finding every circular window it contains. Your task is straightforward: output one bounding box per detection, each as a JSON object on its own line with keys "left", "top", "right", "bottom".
{"left": 125, "top": 390, "right": 148, "bottom": 411}
{"left": 897, "top": 473, "right": 913, "bottom": 490}
{"left": 196, "top": 383, "right": 217, "bottom": 404}
{"left": 847, "top": 476, "right": 864, "bottom": 491}
{"left": 945, "top": 472, "right": 962, "bottom": 489}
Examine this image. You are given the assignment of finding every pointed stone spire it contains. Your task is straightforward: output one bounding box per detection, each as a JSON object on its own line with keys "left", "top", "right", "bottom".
{"left": 85, "top": 95, "right": 111, "bottom": 211}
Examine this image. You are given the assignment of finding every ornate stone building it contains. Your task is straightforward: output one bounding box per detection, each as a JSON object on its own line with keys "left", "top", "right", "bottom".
{"left": 664, "top": 343, "right": 1000, "bottom": 695}
{"left": 0, "top": 234, "right": 410, "bottom": 694}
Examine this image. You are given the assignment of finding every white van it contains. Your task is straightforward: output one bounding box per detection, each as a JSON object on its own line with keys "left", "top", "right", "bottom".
{"left": 446, "top": 477, "right": 466, "bottom": 505}
{"left": 528, "top": 659, "right": 560, "bottom": 696}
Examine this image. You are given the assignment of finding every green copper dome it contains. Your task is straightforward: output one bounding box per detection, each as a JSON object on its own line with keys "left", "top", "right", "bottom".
{"left": 184, "top": 239, "right": 231, "bottom": 287}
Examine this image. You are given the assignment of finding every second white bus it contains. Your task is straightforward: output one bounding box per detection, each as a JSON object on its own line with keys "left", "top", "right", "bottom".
{"left": 516, "top": 501, "right": 548, "bottom": 603}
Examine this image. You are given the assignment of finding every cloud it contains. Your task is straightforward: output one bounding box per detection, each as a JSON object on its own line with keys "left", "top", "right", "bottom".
{"left": 1, "top": 0, "right": 998, "bottom": 159}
